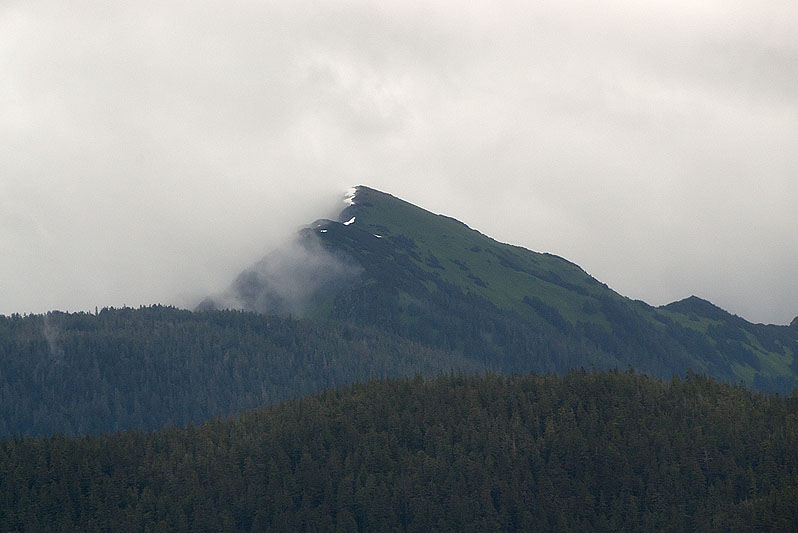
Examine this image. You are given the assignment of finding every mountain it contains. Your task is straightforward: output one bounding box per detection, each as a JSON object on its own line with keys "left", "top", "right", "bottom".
{"left": 3, "top": 371, "right": 797, "bottom": 531}
{"left": 204, "top": 186, "right": 798, "bottom": 393}
{"left": 3, "top": 188, "right": 797, "bottom": 530}
{"left": 3, "top": 186, "right": 796, "bottom": 438}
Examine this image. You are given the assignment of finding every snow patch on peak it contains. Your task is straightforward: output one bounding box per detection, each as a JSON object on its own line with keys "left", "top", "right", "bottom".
{"left": 343, "top": 187, "right": 358, "bottom": 206}
{"left": 343, "top": 216, "right": 356, "bottom": 226}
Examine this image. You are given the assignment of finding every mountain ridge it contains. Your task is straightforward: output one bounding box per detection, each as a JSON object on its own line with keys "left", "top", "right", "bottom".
{"left": 662, "top": 295, "right": 738, "bottom": 322}
{"left": 203, "top": 185, "right": 798, "bottom": 393}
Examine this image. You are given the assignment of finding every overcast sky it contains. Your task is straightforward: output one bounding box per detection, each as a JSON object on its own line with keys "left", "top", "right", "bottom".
{"left": 2, "top": 0, "right": 796, "bottom": 324}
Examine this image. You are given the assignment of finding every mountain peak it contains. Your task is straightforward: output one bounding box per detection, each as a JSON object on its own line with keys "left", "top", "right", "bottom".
{"left": 342, "top": 185, "right": 363, "bottom": 208}
{"left": 662, "top": 296, "right": 735, "bottom": 322}
{"left": 196, "top": 187, "right": 798, "bottom": 393}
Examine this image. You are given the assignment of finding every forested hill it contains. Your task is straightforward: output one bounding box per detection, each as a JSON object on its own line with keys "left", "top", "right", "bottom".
{"left": 0, "top": 306, "right": 479, "bottom": 437}
{"left": 3, "top": 187, "right": 797, "bottom": 438}
{"left": 204, "top": 186, "right": 798, "bottom": 393}
{"left": 2, "top": 371, "right": 797, "bottom": 531}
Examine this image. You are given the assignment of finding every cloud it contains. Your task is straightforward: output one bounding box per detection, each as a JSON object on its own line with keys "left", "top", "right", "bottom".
{"left": 1, "top": 0, "right": 796, "bottom": 323}
{"left": 202, "top": 230, "right": 362, "bottom": 317}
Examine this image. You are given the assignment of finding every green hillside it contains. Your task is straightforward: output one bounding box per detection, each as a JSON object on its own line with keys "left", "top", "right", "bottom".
{"left": 338, "top": 186, "right": 607, "bottom": 322}
{"left": 285, "top": 186, "right": 796, "bottom": 392}
{"left": 3, "top": 371, "right": 796, "bottom": 531}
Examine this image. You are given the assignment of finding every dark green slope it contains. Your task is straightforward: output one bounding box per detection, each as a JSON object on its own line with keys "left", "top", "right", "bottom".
{"left": 273, "top": 186, "right": 796, "bottom": 392}
{"left": 3, "top": 372, "right": 797, "bottom": 531}
{"left": 0, "top": 307, "right": 479, "bottom": 437}
{"left": 330, "top": 186, "right": 610, "bottom": 325}
{"left": 660, "top": 296, "right": 798, "bottom": 392}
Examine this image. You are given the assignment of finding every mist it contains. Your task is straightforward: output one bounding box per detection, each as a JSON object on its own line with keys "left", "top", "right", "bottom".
{"left": 201, "top": 229, "right": 362, "bottom": 317}
{"left": 42, "top": 312, "right": 65, "bottom": 363}
{"left": 2, "top": 1, "right": 796, "bottom": 324}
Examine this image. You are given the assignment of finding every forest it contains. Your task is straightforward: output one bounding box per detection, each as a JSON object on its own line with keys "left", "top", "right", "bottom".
{"left": 0, "top": 306, "right": 477, "bottom": 437}
{"left": 3, "top": 299, "right": 797, "bottom": 439}
{"left": 2, "top": 371, "right": 796, "bottom": 531}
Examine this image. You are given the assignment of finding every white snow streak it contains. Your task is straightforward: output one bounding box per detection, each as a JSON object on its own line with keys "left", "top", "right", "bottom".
{"left": 343, "top": 187, "right": 358, "bottom": 206}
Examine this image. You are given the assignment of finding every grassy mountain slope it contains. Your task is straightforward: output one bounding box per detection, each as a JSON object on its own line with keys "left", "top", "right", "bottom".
{"left": 297, "top": 186, "right": 797, "bottom": 392}
{"left": 661, "top": 296, "right": 798, "bottom": 392}
{"left": 3, "top": 371, "right": 796, "bottom": 531}
{"left": 332, "top": 186, "right": 609, "bottom": 324}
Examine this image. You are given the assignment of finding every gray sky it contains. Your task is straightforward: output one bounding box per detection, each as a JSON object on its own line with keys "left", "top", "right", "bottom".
{"left": 2, "top": 0, "right": 796, "bottom": 324}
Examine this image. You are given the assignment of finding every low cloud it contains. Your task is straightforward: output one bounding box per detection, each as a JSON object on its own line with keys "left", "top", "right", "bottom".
{"left": 200, "top": 230, "right": 362, "bottom": 317}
